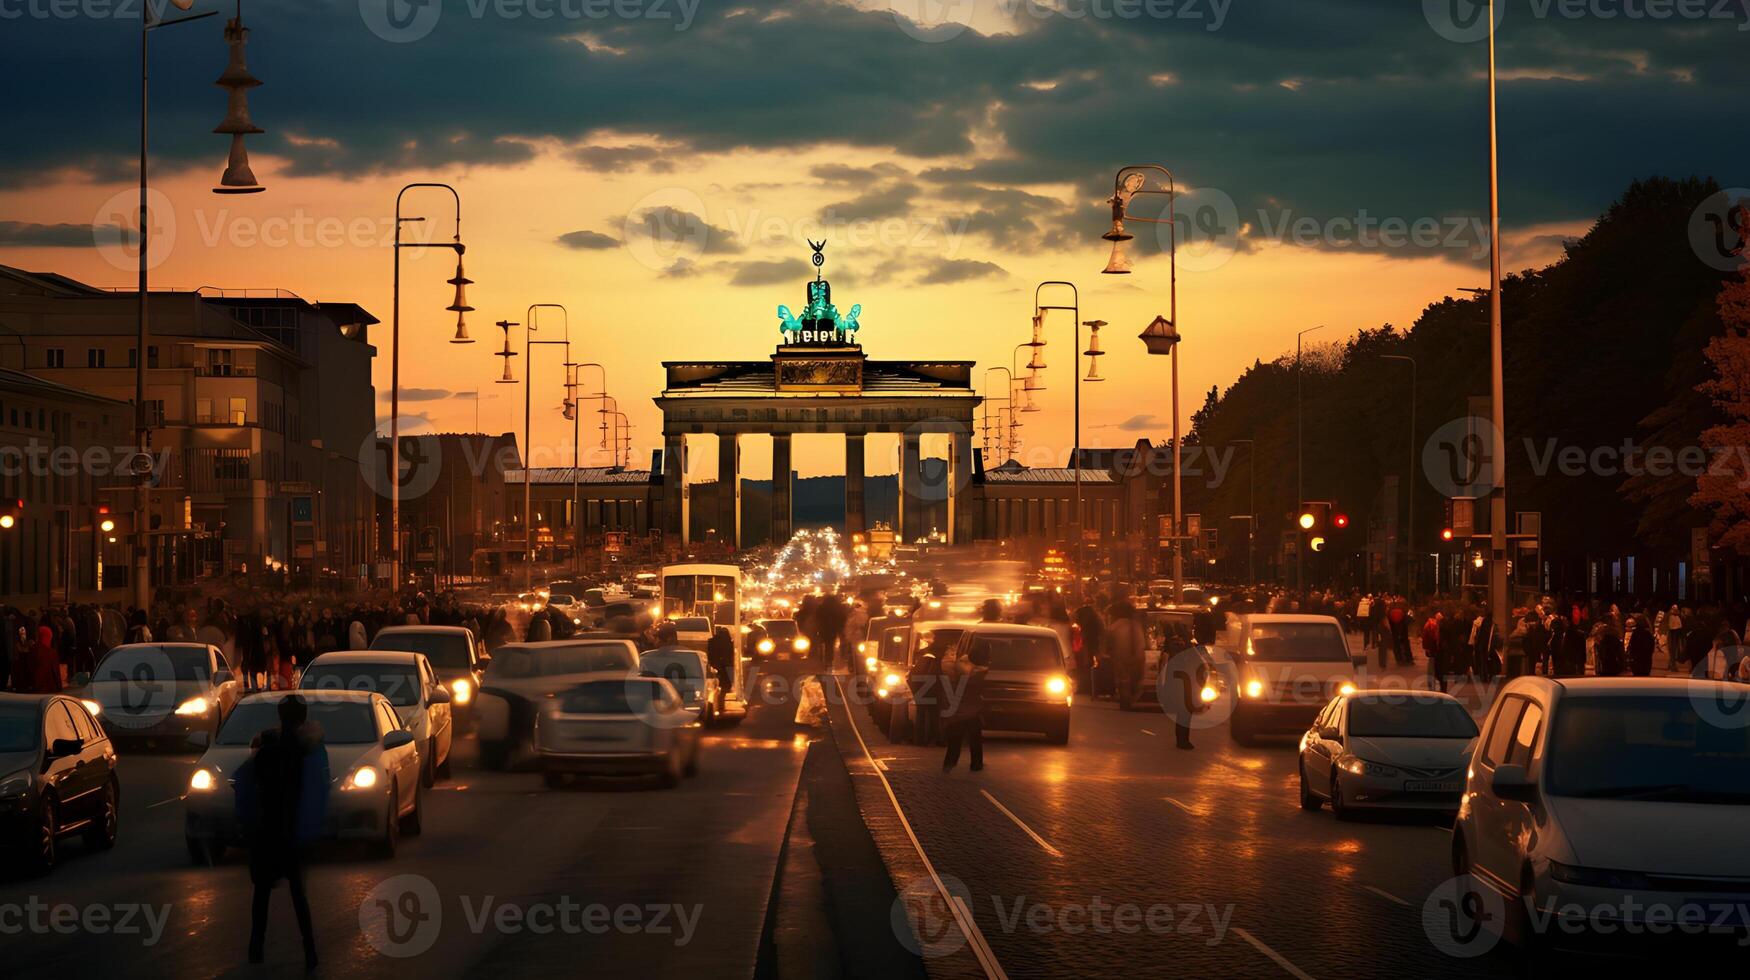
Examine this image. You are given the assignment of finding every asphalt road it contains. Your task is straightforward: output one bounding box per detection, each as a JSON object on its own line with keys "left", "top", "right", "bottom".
{"left": 1, "top": 673, "right": 812, "bottom": 980}
{"left": 831, "top": 665, "right": 1589, "bottom": 980}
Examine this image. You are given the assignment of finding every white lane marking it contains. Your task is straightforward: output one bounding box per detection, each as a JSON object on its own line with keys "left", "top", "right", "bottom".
{"left": 1162, "top": 796, "right": 1198, "bottom": 816}
{"left": 1231, "top": 926, "right": 1317, "bottom": 980}
{"left": 1139, "top": 729, "right": 1158, "bottom": 736}
{"left": 147, "top": 797, "right": 182, "bottom": 810}
{"left": 835, "top": 676, "right": 1008, "bottom": 980}
{"left": 874, "top": 759, "right": 890, "bottom": 772}
{"left": 979, "top": 790, "right": 1064, "bottom": 858}
{"left": 1363, "top": 885, "right": 1410, "bottom": 906}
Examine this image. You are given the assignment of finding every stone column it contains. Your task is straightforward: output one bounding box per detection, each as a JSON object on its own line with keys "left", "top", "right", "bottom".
{"left": 844, "top": 433, "right": 866, "bottom": 536}
{"left": 771, "top": 433, "right": 793, "bottom": 544}
{"left": 663, "top": 434, "right": 685, "bottom": 546}
{"left": 948, "top": 428, "right": 972, "bottom": 544}
{"left": 899, "top": 432, "right": 922, "bottom": 542}
{"left": 717, "top": 433, "right": 739, "bottom": 550}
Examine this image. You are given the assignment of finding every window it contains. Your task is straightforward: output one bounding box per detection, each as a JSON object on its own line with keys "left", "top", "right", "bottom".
{"left": 44, "top": 702, "right": 79, "bottom": 746}
{"left": 1481, "top": 696, "right": 1527, "bottom": 768}
{"left": 196, "top": 398, "right": 213, "bottom": 423}
{"left": 1504, "top": 701, "right": 1544, "bottom": 769}
{"left": 87, "top": 348, "right": 106, "bottom": 368}
{"left": 206, "top": 349, "right": 234, "bottom": 377}
{"left": 68, "top": 700, "right": 101, "bottom": 742}
{"left": 45, "top": 348, "right": 65, "bottom": 368}
{"left": 228, "top": 397, "right": 246, "bottom": 425}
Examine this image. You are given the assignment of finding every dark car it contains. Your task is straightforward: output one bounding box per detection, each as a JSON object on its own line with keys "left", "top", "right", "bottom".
{"left": 0, "top": 694, "right": 120, "bottom": 873}
{"left": 371, "top": 625, "right": 482, "bottom": 730}
{"left": 750, "top": 618, "right": 810, "bottom": 661}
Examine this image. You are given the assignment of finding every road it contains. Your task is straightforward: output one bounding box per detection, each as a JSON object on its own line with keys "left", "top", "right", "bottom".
{"left": 828, "top": 665, "right": 1564, "bottom": 979}
{"left": 1, "top": 673, "right": 812, "bottom": 979}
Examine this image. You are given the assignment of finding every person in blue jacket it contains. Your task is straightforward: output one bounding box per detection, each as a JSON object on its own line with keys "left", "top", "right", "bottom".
{"left": 233, "top": 694, "right": 329, "bottom": 971}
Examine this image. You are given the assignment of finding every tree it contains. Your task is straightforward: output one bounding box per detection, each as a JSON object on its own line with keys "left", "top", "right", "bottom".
{"left": 1691, "top": 251, "right": 1750, "bottom": 554}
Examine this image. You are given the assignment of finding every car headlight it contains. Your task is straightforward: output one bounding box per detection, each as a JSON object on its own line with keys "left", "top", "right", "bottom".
{"left": 80, "top": 698, "right": 104, "bottom": 718}
{"left": 758, "top": 639, "right": 776, "bottom": 654}
{"left": 573, "top": 617, "right": 583, "bottom": 625}
{"left": 883, "top": 672, "right": 903, "bottom": 690}
{"left": 0, "top": 768, "right": 32, "bottom": 798}
{"left": 1244, "top": 680, "right": 1264, "bottom": 699}
{"left": 450, "top": 678, "right": 474, "bottom": 705}
{"left": 1338, "top": 681, "right": 1357, "bottom": 697}
{"left": 1199, "top": 685, "right": 1219, "bottom": 703}
{"left": 794, "top": 636, "right": 811, "bottom": 651}
{"left": 1044, "top": 675, "right": 1069, "bottom": 696}
{"left": 189, "top": 768, "right": 217, "bottom": 792}
{"left": 1340, "top": 756, "right": 1401, "bottom": 778}
{"left": 865, "top": 656, "right": 878, "bottom": 671}
{"left": 344, "top": 766, "right": 380, "bottom": 791}
{"left": 175, "top": 696, "right": 211, "bottom": 717}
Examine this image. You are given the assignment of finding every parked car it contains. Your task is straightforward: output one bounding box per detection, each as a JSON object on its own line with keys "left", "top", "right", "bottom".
{"left": 944, "top": 623, "right": 1073, "bottom": 744}
{"left": 184, "top": 691, "right": 422, "bottom": 862}
{"left": 639, "top": 648, "right": 721, "bottom": 726}
{"left": 1223, "top": 614, "right": 1357, "bottom": 745}
{"left": 1452, "top": 677, "right": 1750, "bottom": 952}
{"left": 73, "top": 643, "right": 241, "bottom": 745}
{"left": 1298, "top": 689, "right": 1478, "bottom": 818}
{"left": 535, "top": 674, "right": 702, "bottom": 789}
{"left": 300, "top": 651, "right": 454, "bottom": 785}
{"left": 369, "top": 625, "right": 483, "bottom": 731}
{"left": 475, "top": 640, "right": 639, "bottom": 769}
{"left": 0, "top": 694, "right": 119, "bottom": 873}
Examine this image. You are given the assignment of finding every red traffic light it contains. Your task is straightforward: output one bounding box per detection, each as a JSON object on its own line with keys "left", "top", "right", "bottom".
{"left": 1332, "top": 513, "right": 1349, "bottom": 529}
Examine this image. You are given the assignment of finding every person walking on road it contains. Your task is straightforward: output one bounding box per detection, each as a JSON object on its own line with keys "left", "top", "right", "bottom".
{"left": 1421, "top": 611, "right": 1445, "bottom": 692}
{"left": 1626, "top": 616, "right": 1655, "bottom": 677}
{"left": 941, "top": 645, "right": 989, "bottom": 773}
{"left": 234, "top": 694, "right": 328, "bottom": 971}
{"left": 707, "top": 626, "right": 737, "bottom": 695}
{"left": 1105, "top": 600, "right": 1147, "bottom": 711}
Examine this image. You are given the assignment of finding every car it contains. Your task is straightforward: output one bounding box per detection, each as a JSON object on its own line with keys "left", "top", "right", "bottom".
{"left": 72, "top": 643, "right": 242, "bottom": 744}
{"left": 669, "top": 615, "right": 713, "bottom": 654}
{"left": 873, "top": 620, "right": 972, "bottom": 735}
{"left": 300, "top": 651, "right": 454, "bottom": 786}
{"left": 1298, "top": 690, "right": 1478, "bottom": 819}
{"left": 369, "top": 625, "right": 483, "bottom": 730}
{"left": 474, "top": 639, "right": 640, "bottom": 769}
{"left": 1451, "top": 677, "right": 1750, "bottom": 952}
{"left": 1222, "top": 614, "right": 1358, "bottom": 745}
{"left": 944, "top": 623, "right": 1073, "bottom": 744}
{"left": 0, "top": 694, "right": 119, "bottom": 873}
{"left": 546, "top": 593, "right": 585, "bottom": 623}
{"left": 750, "top": 618, "right": 810, "bottom": 661}
{"left": 639, "top": 648, "right": 721, "bottom": 726}
{"left": 184, "top": 691, "right": 423, "bottom": 862}
{"left": 534, "top": 674, "right": 702, "bottom": 789}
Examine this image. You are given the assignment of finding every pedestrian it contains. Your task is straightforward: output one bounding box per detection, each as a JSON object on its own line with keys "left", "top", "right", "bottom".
{"left": 11, "top": 625, "right": 62, "bottom": 694}
{"left": 1593, "top": 621, "right": 1626, "bottom": 677}
{"left": 1160, "top": 641, "right": 1210, "bottom": 750}
{"left": 1664, "top": 604, "right": 1685, "bottom": 671}
{"left": 1421, "top": 611, "right": 1445, "bottom": 692}
{"left": 979, "top": 598, "right": 1003, "bottom": 623}
{"left": 908, "top": 641, "right": 944, "bottom": 746}
{"left": 1105, "top": 600, "right": 1146, "bottom": 711}
{"left": 941, "top": 644, "right": 988, "bottom": 773}
{"left": 1073, "top": 601, "right": 1104, "bottom": 697}
{"left": 707, "top": 625, "right": 736, "bottom": 695}
{"left": 1626, "top": 616, "right": 1655, "bottom": 677}
{"left": 233, "top": 694, "right": 327, "bottom": 971}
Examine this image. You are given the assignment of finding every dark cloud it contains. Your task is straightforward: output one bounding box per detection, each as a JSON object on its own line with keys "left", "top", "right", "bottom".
{"left": 916, "top": 258, "right": 1006, "bottom": 285}
{"left": 378, "top": 388, "right": 452, "bottom": 402}
{"left": 568, "top": 144, "right": 675, "bottom": 173}
{"left": 811, "top": 162, "right": 911, "bottom": 185}
{"left": 556, "top": 229, "right": 619, "bottom": 250}
{"left": 618, "top": 205, "right": 744, "bottom": 256}
{"left": 727, "top": 258, "right": 812, "bottom": 287}
{"left": 0, "top": 222, "right": 106, "bottom": 247}
{"left": 820, "top": 182, "right": 921, "bottom": 223}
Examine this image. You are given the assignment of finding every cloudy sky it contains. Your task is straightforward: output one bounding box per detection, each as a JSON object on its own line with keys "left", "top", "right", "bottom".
{"left": 1, "top": 0, "right": 1744, "bottom": 478}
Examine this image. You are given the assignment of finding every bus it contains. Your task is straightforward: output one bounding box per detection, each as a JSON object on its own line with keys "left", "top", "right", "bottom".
{"left": 658, "top": 563, "right": 749, "bottom": 723}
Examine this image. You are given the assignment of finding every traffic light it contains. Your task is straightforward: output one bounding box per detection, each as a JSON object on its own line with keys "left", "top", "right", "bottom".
{"left": 1298, "top": 511, "right": 1316, "bottom": 530}
{"left": 1440, "top": 527, "right": 1454, "bottom": 542}
{"left": 0, "top": 499, "right": 19, "bottom": 530}
{"left": 98, "top": 505, "right": 115, "bottom": 534}
{"left": 1309, "top": 536, "right": 1327, "bottom": 553}
{"left": 1332, "top": 512, "right": 1349, "bottom": 529}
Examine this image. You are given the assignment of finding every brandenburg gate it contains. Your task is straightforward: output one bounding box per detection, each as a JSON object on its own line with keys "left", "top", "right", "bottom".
{"left": 653, "top": 244, "right": 981, "bottom": 548}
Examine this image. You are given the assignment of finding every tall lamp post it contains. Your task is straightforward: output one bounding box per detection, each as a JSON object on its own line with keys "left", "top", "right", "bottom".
{"left": 135, "top": 0, "right": 267, "bottom": 607}
{"left": 981, "top": 367, "right": 1013, "bottom": 464}
{"left": 503, "top": 306, "right": 574, "bottom": 592}
{"left": 1382, "top": 354, "right": 1418, "bottom": 595}
{"left": 390, "top": 183, "right": 473, "bottom": 590}
{"left": 1100, "top": 165, "right": 1181, "bottom": 602}
{"left": 528, "top": 304, "right": 578, "bottom": 578}
{"left": 1230, "top": 438, "right": 1257, "bottom": 584}
{"left": 1485, "top": 0, "right": 1510, "bottom": 636}
{"left": 1294, "top": 324, "right": 1328, "bottom": 591}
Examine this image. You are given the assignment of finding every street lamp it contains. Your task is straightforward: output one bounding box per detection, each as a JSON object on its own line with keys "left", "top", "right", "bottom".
{"left": 501, "top": 306, "right": 574, "bottom": 592}
{"left": 1230, "top": 438, "right": 1256, "bottom": 583}
{"left": 981, "top": 367, "right": 1013, "bottom": 463}
{"left": 529, "top": 304, "right": 578, "bottom": 579}
{"left": 1033, "top": 282, "right": 1084, "bottom": 567}
{"left": 133, "top": 0, "right": 266, "bottom": 607}
{"left": 390, "top": 182, "right": 471, "bottom": 590}
{"left": 1484, "top": 0, "right": 1510, "bottom": 636}
{"left": 1382, "top": 354, "right": 1418, "bottom": 596}
{"left": 1139, "top": 315, "right": 1184, "bottom": 603}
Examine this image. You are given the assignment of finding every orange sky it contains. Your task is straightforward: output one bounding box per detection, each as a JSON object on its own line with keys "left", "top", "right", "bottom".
{"left": 0, "top": 145, "right": 1579, "bottom": 480}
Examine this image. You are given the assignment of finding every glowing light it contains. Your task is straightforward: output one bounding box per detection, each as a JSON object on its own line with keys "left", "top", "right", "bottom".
{"left": 189, "top": 769, "right": 216, "bottom": 792}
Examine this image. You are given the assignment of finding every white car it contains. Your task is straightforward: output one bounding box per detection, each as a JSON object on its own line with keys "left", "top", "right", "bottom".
{"left": 669, "top": 615, "right": 713, "bottom": 654}
{"left": 1298, "top": 689, "right": 1478, "bottom": 818}
{"left": 184, "top": 691, "right": 423, "bottom": 862}
{"left": 300, "top": 652, "right": 454, "bottom": 786}
{"left": 475, "top": 640, "right": 639, "bottom": 769}
{"left": 1223, "top": 614, "right": 1358, "bottom": 745}
{"left": 73, "top": 643, "right": 242, "bottom": 744}
{"left": 639, "top": 648, "right": 720, "bottom": 726}
{"left": 1452, "top": 677, "right": 1750, "bottom": 951}
{"left": 535, "top": 673, "right": 702, "bottom": 789}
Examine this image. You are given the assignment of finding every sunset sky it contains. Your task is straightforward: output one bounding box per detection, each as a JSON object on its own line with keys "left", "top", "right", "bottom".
{"left": 2, "top": 0, "right": 1743, "bottom": 479}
